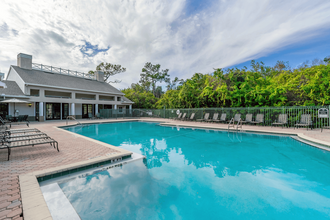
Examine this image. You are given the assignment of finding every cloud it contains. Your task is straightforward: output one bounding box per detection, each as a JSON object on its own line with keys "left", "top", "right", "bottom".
{"left": 0, "top": 0, "right": 330, "bottom": 88}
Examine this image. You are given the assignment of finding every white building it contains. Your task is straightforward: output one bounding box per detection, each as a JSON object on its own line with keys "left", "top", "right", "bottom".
{"left": 0, "top": 53, "right": 133, "bottom": 121}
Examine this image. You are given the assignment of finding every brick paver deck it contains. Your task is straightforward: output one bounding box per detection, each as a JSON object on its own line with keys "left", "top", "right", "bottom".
{"left": 1, "top": 118, "right": 329, "bottom": 219}
{"left": 0, "top": 120, "right": 120, "bottom": 220}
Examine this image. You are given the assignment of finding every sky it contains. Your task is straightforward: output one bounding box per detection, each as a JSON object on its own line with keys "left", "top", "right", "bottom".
{"left": 0, "top": 0, "right": 330, "bottom": 89}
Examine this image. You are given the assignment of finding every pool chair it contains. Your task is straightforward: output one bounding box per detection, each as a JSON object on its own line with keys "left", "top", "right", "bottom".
{"left": 206, "top": 113, "right": 218, "bottom": 123}
{"left": 272, "top": 114, "right": 288, "bottom": 128}
{"left": 213, "top": 113, "right": 227, "bottom": 123}
{"left": 4, "top": 128, "right": 40, "bottom": 135}
{"left": 228, "top": 114, "right": 241, "bottom": 130}
{"left": 95, "top": 113, "right": 103, "bottom": 119}
{"left": 180, "top": 113, "right": 187, "bottom": 121}
{"left": 250, "top": 114, "right": 264, "bottom": 126}
{"left": 17, "top": 115, "right": 29, "bottom": 127}
{"left": 197, "top": 113, "right": 210, "bottom": 122}
{"left": 173, "top": 113, "right": 182, "bottom": 120}
{"left": 2, "top": 133, "right": 49, "bottom": 145}
{"left": 294, "top": 114, "right": 313, "bottom": 130}
{"left": 241, "top": 114, "right": 253, "bottom": 125}
{"left": 88, "top": 113, "right": 96, "bottom": 120}
{"left": 0, "top": 116, "right": 11, "bottom": 128}
{"left": 187, "top": 113, "right": 196, "bottom": 121}
{"left": 1, "top": 136, "right": 59, "bottom": 160}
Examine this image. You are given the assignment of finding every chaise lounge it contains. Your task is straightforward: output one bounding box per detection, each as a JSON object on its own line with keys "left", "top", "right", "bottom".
{"left": 272, "top": 114, "right": 288, "bottom": 128}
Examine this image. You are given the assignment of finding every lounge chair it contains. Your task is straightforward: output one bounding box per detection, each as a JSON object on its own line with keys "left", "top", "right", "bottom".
{"left": 272, "top": 114, "right": 288, "bottom": 128}
{"left": 295, "top": 114, "right": 313, "bottom": 130}
{"left": 17, "top": 115, "right": 29, "bottom": 127}
{"left": 241, "top": 114, "right": 253, "bottom": 124}
{"left": 213, "top": 113, "right": 227, "bottom": 123}
{"left": 180, "top": 113, "right": 187, "bottom": 121}
{"left": 187, "top": 113, "right": 195, "bottom": 121}
{"left": 173, "top": 113, "right": 182, "bottom": 120}
{"left": 228, "top": 114, "right": 241, "bottom": 130}
{"left": 88, "top": 113, "right": 95, "bottom": 120}
{"left": 0, "top": 116, "right": 11, "bottom": 128}
{"left": 250, "top": 114, "right": 264, "bottom": 126}
{"left": 1, "top": 136, "right": 59, "bottom": 160}
{"left": 206, "top": 113, "right": 218, "bottom": 123}
{"left": 2, "top": 133, "right": 49, "bottom": 145}
{"left": 197, "top": 113, "right": 210, "bottom": 122}
{"left": 95, "top": 113, "right": 103, "bottom": 119}
{"left": 4, "top": 128, "right": 40, "bottom": 135}
{"left": 5, "top": 115, "right": 13, "bottom": 122}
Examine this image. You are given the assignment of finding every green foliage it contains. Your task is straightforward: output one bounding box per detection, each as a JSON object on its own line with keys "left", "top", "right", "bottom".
{"left": 89, "top": 62, "right": 126, "bottom": 83}
{"left": 139, "top": 62, "right": 170, "bottom": 98}
{"left": 121, "top": 84, "right": 158, "bottom": 109}
{"left": 122, "top": 57, "right": 330, "bottom": 109}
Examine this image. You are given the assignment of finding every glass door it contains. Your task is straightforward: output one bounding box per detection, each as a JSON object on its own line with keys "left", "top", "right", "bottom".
{"left": 62, "top": 103, "right": 69, "bottom": 119}
{"left": 35, "top": 102, "right": 39, "bottom": 121}
{"left": 82, "top": 104, "right": 94, "bottom": 118}
{"left": 46, "top": 103, "right": 61, "bottom": 120}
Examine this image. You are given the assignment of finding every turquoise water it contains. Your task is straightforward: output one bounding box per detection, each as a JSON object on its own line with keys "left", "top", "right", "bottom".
{"left": 61, "top": 122, "right": 330, "bottom": 219}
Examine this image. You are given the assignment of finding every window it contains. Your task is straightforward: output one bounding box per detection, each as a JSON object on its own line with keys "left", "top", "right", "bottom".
{"left": 99, "top": 95, "right": 115, "bottom": 101}
{"left": 76, "top": 93, "right": 96, "bottom": 100}
{"left": 30, "top": 89, "right": 39, "bottom": 96}
{"left": 45, "top": 90, "right": 71, "bottom": 99}
{"left": 117, "top": 97, "right": 121, "bottom": 101}
{"left": 119, "top": 107, "right": 123, "bottom": 113}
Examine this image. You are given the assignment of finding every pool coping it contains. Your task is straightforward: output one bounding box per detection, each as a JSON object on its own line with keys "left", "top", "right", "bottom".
{"left": 159, "top": 122, "right": 330, "bottom": 151}
{"left": 18, "top": 119, "right": 330, "bottom": 220}
{"left": 19, "top": 122, "right": 134, "bottom": 220}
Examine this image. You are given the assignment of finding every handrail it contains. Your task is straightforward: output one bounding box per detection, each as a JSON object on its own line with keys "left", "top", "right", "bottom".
{"left": 66, "top": 116, "right": 82, "bottom": 125}
{"left": 228, "top": 118, "right": 234, "bottom": 131}
{"left": 236, "top": 118, "right": 243, "bottom": 131}
{"left": 32, "top": 63, "right": 96, "bottom": 80}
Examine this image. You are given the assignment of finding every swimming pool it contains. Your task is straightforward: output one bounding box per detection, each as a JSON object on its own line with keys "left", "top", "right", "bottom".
{"left": 54, "top": 122, "right": 330, "bottom": 219}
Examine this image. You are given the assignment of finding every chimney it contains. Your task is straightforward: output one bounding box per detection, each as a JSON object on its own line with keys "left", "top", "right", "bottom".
{"left": 95, "top": 71, "right": 104, "bottom": 82}
{"left": 17, "top": 53, "right": 32, "bottom": 70}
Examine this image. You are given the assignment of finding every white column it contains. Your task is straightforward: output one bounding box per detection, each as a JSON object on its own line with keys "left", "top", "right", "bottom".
{"left": 39, "top": 102, "right": 44, "bottom": 117}
{"left": 39, "top": 102, "right": 44, "bottom": 122}
{"left": 71, "top": 103, "right": 75, "bottom": 116}
{"left": 95, "top": 104, "right": 98, "bottom": 114}
{"left": 129, "top": 105, "right": 132, "bottom": 114}
{"left": 114, "top": 104, "right": 117, "bottom": 109}
{"left": 60, "top": 103, "right": 62, "bottom": 120}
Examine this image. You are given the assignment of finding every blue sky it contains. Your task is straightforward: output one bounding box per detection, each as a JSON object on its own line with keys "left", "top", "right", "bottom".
{"left": 230, "top": 28, "right": 330, "bottom": 70}
{"left": 0, "top": 0, "right": 330, "bottom": 88}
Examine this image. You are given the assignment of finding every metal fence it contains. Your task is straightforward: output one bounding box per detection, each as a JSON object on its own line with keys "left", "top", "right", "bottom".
{"left": 100, "top": 109, "right": 133, "bottom": 119}
{"left": 98, "top": 106, "right": 330, "bottom": 129}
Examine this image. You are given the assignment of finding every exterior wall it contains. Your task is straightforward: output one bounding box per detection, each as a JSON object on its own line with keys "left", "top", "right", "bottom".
{"left": 6, "top": 67, "right": 26, "bottom": 94}
{"left": 75, "top": 103, "right": 82, "bottom": 119}
{"left": 26, "top": 85, "right": 128, "bottom": 106}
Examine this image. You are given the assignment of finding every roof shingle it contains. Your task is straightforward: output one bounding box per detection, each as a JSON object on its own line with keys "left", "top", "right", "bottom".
{"left": 12, "top": 66, "right": 124, "bottom": 95}
{"left": 0, "top": 81, "right": 26, "bottom": 97}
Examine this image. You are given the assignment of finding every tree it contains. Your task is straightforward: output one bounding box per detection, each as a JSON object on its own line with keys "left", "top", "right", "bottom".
{"left": 89, "top": 62, "right": 126, "bottom": 83}
{"left": 166, "top": 77, "right": 184, "bottom": 90}
{"left": 139, "top": 62, "right": 170, "bottom": 97}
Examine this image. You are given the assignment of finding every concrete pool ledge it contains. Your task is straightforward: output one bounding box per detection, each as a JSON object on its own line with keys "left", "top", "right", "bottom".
{"left": 20, "top": 150, "right": 133, "bottom": 220}
{"left": 159, "top": 121, "right": 330, "bottom": 151}
{"left": 18, "top": 122, "right": 133, "bottom": 220}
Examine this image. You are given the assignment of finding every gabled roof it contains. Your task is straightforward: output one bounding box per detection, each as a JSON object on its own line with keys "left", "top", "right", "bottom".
{"left": 0, "top": 81, "right": 26, "bottom": 97}
{"left": 122, "top": 96, "right": 134, "bottom": 103}
{"left": 11, "top": 66, "right": 124, "bottom": 95}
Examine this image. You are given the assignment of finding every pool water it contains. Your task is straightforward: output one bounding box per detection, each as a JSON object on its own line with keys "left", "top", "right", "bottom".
{"left": 62, "top": 122, "right": 330, "bottom": 219}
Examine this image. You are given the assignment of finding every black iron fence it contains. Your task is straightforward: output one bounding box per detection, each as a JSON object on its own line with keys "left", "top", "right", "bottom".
{"left": 99, "top": 106, "right": 330, "bottom": 129}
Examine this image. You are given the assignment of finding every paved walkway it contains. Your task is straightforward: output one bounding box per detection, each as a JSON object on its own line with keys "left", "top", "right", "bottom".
{"left": 0, "top": 120, "right": 120, "bottom": 220}
{"left": 0, "top": 118, "right": 329, "bottom": 219}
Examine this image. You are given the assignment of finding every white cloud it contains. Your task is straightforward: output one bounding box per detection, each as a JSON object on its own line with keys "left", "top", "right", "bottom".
{"left": 0, "top": 0, "right": 330, "bottom": 88}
